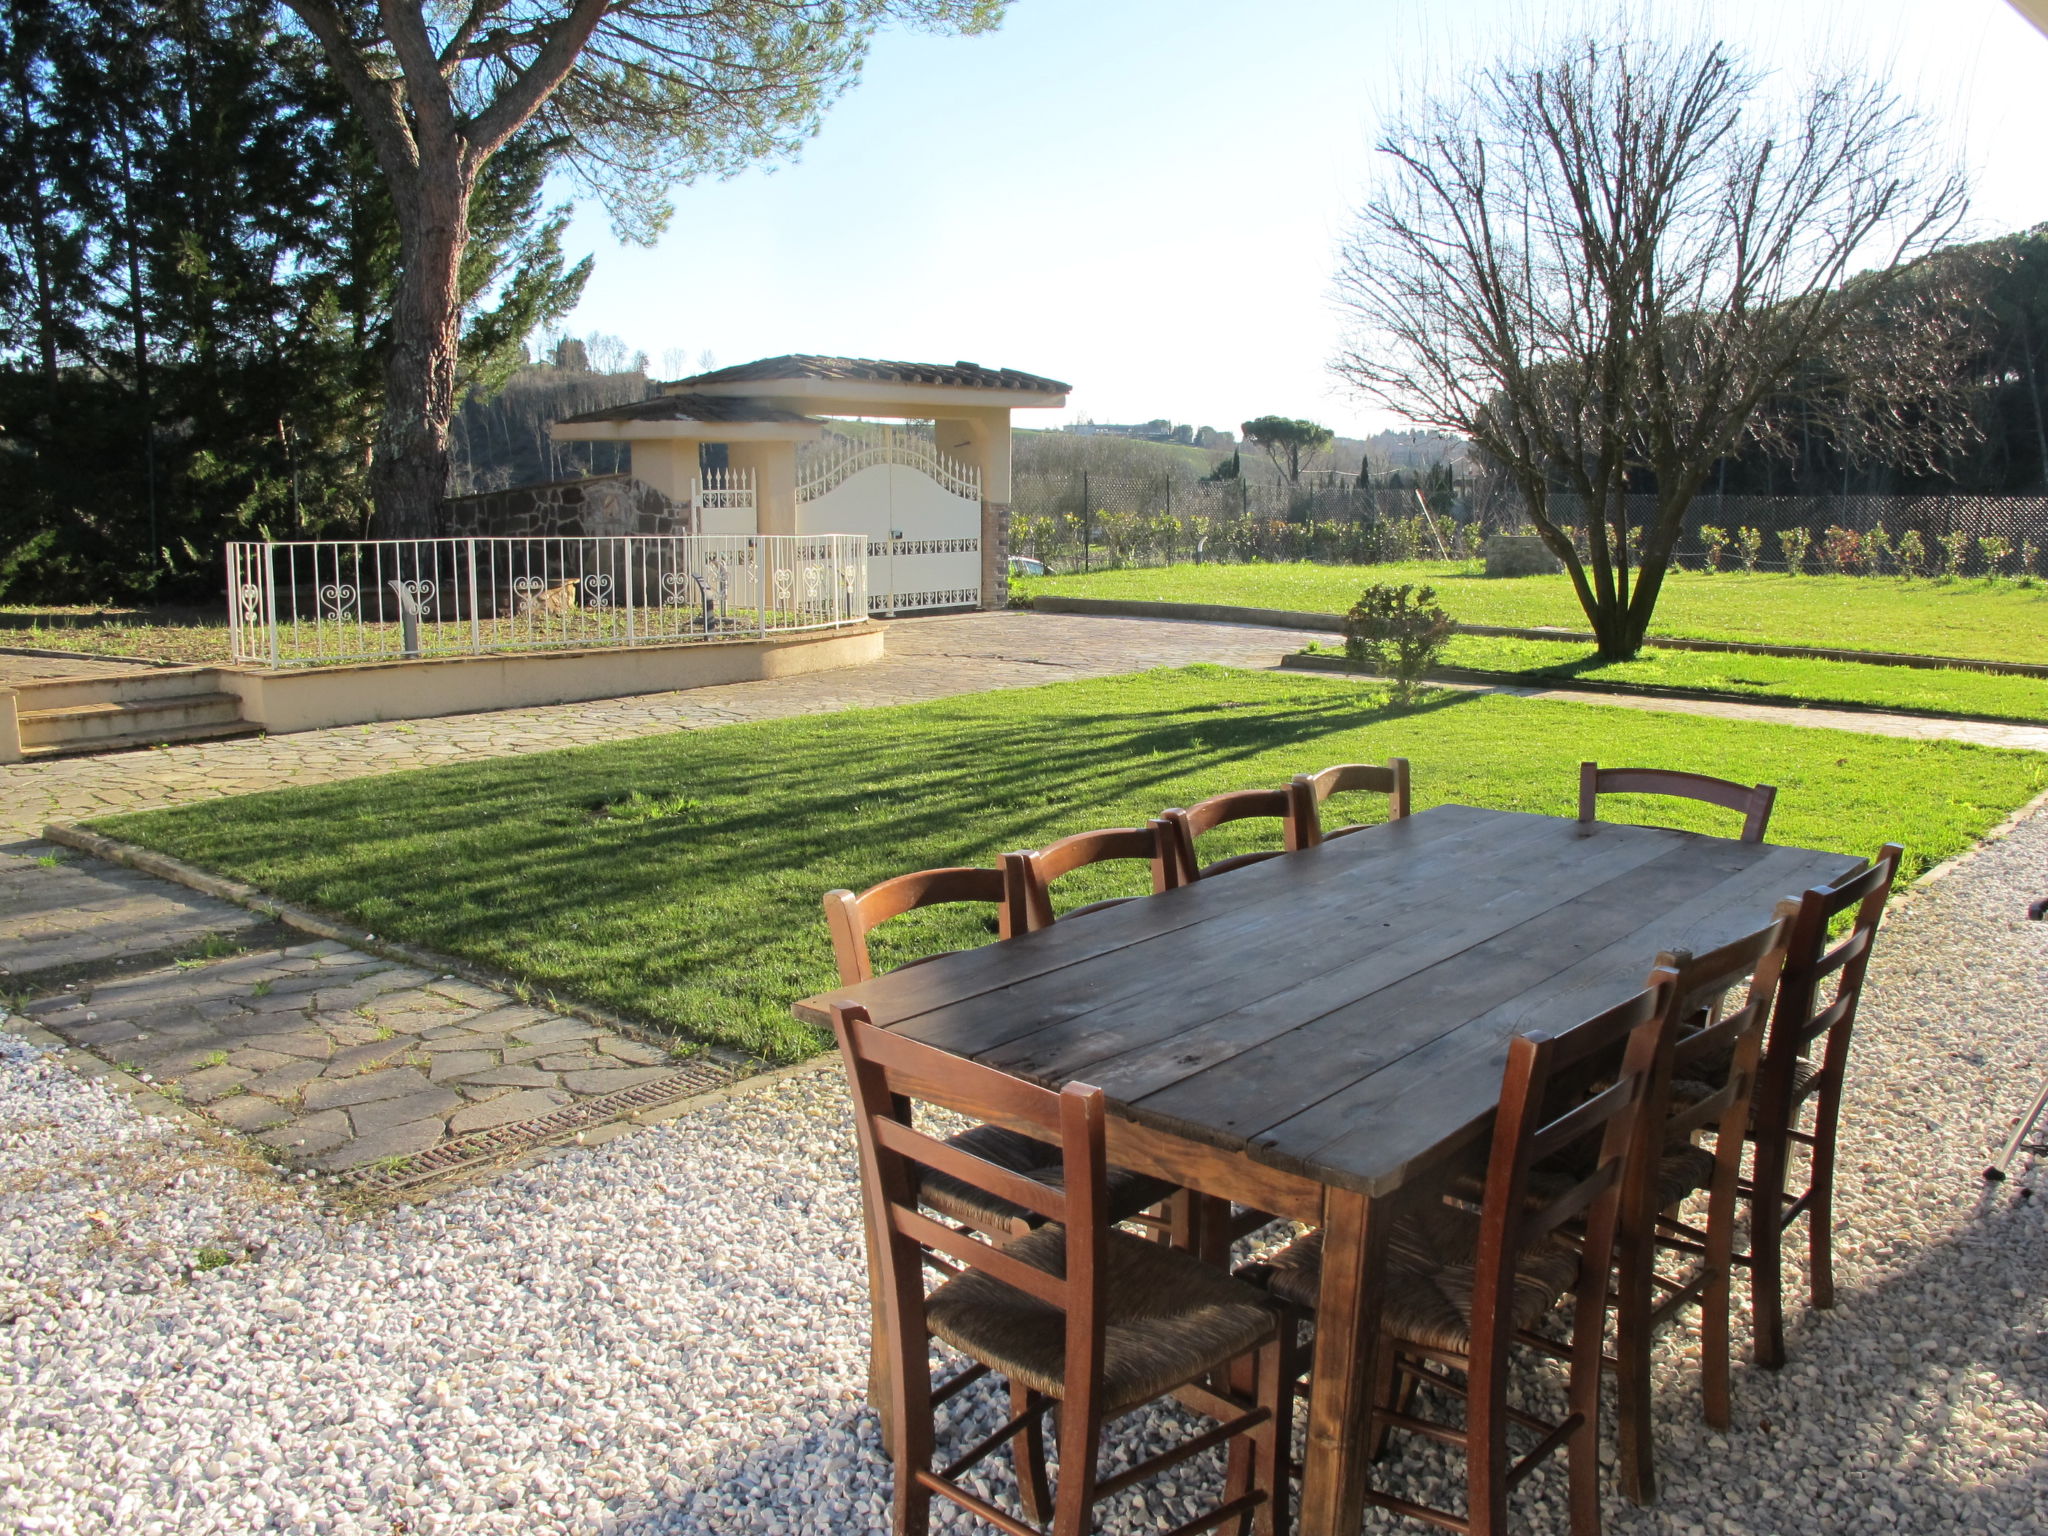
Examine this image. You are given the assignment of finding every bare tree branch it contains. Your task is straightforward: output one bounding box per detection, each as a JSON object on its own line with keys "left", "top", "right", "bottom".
{"left": 1332, "top": 28, "right": 1970, "bottom": 657}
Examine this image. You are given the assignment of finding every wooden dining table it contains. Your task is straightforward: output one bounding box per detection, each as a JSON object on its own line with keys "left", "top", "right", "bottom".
{"left": 793, "top": 803, "right": 1861, "bottom": 1535}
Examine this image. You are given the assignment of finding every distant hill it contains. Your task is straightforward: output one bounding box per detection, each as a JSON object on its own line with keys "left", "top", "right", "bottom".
{"left": 448, "top": 363, "right": 654, "bottom": 494}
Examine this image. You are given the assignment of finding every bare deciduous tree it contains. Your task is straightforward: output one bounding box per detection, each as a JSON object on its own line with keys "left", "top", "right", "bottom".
{"left": 1332, "top": 29, "right": 1973, "bottom": 658}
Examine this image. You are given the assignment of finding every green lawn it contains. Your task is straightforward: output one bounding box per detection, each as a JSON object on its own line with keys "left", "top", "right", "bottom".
{"left": 93, "top": 667, "right": 2048, "bottom": 1061}
{"left": 1017, "top": 564, "right": 2048, "bottom": 665}
{"left": 1295, "top": 635, "right": 2048, "bottom": 724}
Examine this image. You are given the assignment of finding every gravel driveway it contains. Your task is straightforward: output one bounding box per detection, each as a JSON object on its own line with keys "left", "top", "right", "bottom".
{"left": 4, "top": 809, "right": 2046, "bottom": 1535}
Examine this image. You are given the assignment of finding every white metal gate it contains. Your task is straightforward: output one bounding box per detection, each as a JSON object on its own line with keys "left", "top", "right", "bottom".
{"left": 795, "top": 429, "right": 982, "bottom": 613}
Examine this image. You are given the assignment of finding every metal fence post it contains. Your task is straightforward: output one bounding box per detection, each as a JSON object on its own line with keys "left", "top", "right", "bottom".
{"left": 624, "top": 537, "right": 637, "bottom": 644}
{"left": 262, "top": 543, "right": 281, "bottom": 669}
{"left": 466, "top": 538, "right": 482, "bottom": 652}
{"left": 225, "top": 545, "right": 240, "bottom": 662}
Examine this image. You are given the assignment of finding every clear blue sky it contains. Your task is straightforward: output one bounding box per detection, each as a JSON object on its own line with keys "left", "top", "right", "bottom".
{"left": 553, "top": 0, "right": 2048, "bottom": 440}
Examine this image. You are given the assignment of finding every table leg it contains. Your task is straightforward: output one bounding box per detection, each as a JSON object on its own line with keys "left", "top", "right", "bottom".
{"left": 1298, "top": 1186, "right": 1389, "bottom": 1536}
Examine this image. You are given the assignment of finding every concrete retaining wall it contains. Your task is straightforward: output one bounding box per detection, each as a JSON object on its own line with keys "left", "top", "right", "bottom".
{"left": 215, "top": 626, "right": 885, "bottom": 735}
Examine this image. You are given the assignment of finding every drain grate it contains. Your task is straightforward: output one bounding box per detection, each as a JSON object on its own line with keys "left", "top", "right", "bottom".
{"left": 346, "top": 1057, "right": 741, "bottom": 1193}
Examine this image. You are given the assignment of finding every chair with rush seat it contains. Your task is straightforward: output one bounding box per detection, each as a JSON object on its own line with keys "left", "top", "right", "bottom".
{"left": 831, "top": 1002, "right": 1293, "bottom": 1536}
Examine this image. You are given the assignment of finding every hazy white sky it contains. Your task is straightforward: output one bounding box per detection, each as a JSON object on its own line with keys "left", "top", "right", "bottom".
{"left": 553, "top": 0, "right": 2048, "bottom": 439}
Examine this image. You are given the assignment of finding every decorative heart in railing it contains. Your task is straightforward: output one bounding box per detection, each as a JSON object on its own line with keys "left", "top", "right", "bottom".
{"left": 660, "top": 573, "right": 694, "bottom": 607}
{"left": 395, "top": 579, "right": 436, "bottom": 608}
{"left": 580, "top": 574, "right": 614, "bottom": 608}
{"left": 319, "top": 583, "right": 358, "bottom": 622}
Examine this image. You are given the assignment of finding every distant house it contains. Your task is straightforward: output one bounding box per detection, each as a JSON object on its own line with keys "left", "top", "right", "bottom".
{"left": 551, "top": 354, "right": 1069, "bottom": 614}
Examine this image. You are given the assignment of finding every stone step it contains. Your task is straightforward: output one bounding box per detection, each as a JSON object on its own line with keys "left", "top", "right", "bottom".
{"left": 19, "top": 691, "right": 245, "bottom": 749}
{"left": 11, "top": 665, "right": 227, "bottom": 711}
{"left": 19, "top": 719, "right": 259, "bottom": 759}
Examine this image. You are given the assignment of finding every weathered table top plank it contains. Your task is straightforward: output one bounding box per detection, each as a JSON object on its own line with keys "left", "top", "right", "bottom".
{"left": 794, "top": 806, "right": 1861, "bottom": 1198}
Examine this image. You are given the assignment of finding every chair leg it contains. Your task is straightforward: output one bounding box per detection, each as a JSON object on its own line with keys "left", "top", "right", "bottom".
{"left": 1162, "top": 1187, "right": 1196, "bottom": 1250}
{"left": 1747, "top": 1130, "right": 1791, "bottom": 1370}
{"left": 1565, "top": 1344, "right": 1605, "bottom": 1536}
{"left": 1050, "top": 1400, "right": 1103, "bottom": 1536}
{"left": 1611, "top": 1217, "right": 1657, "bottom": 1506}
{"left": 1807, "top": 1095, "right": 1844, "bottom": 1311}
{"left": 860, "top": 1190, "right": 898, "bottom": 1444}
{"left": 890, "top": 1352, "right": 935, "bottom": 1536}
{"left": 1196, "top": 1193, "right": 1234, "bottom": 1271}
{"left": 1367, "top": 1342, "right": 1402, "bottom": 1461}
{"left": 1249, "top": 1336, "right": 1291, "bottom": 1536}
{"left": 1701, "top": 1183, "right": 1739, "bottom": 1432}
{"left": 1011, "top": 1380, "right": 1053, "bottom": 1525}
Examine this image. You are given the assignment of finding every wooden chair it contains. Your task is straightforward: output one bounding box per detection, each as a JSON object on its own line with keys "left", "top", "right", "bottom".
{"left": 830, "top": 1001, "right": 1292, "bottom": 1536}
{"left": 1290, "top": 759, "right": 1412, "bottom": 844}
{"left": 1241, "top": 981, "right": 1672, "bottom": 1536}
{"left": 1598, "top": 920, "right": 1789, "bottom": 1505}
{"left": 1162, "top": 787, "right": 1312, "bottom": 885}
{"left": 823, "top": 866, "right": 1174, "bottom": 1239}
{"left": 1728, "top": 843, "right": 1903, "bottom": 1369}
{"left": 1576, "top": 763, "right": 1776, "bottom": 844}
{"left": 1012, "top": 822, "right": 1180, "bottom": 934}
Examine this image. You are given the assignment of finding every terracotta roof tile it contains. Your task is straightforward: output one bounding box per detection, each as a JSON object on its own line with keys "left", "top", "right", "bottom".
{"left": 669, "top": 355, "right": 1070, "bottom": 394}
{"left": 555, "top": 394, "right": 818, "bottom": 426}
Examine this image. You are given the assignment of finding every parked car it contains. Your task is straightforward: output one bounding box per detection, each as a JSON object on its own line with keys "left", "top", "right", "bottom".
{"left": 1008, "top": 555, "right": 1050, "bottom": 577}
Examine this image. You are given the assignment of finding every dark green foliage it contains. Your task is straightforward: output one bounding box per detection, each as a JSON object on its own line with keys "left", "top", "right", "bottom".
{"left": 0, "top": 0, "right": 589, "bottom": 603}
{"left": 1343, "top": 582, "right": 1455, "bottom": 705}
{"left": 1240, "top": 416, "right": 1334, "bottom": 485}
{"left": 1204, "top": 450, "right": 1242, "bottom": 483}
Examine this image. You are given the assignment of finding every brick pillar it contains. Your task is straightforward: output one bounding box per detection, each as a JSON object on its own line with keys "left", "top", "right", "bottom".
{"left": 982, "top": 500, "right": 1011, "bottom": 609}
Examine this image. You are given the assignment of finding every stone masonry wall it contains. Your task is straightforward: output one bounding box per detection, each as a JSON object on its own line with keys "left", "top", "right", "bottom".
{"left": 438, "top": 474, "right": 689, "bottom": 539}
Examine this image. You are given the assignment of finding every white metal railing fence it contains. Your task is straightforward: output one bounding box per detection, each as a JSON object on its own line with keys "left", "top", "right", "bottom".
{"left": 691, "top": 466, "right": 757, "bottom": 521}
{"left": 226, "top": 535, "right": 869, "bottom": 667}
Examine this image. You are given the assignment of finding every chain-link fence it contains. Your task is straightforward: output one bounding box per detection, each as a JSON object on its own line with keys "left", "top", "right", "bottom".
{"left": 1010, "top": 471, "right": 2048, "bottom": 578}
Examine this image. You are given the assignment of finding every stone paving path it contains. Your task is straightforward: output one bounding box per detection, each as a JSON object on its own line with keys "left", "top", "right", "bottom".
{"left": 4, "top": 610, "right": 2043, "bottom": 1180}
{"left": 0, "top": 853, "right": 684, "bottom": 1173}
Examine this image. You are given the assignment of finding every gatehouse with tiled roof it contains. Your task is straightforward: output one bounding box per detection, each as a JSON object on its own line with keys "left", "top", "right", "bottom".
{"left": 552, "top": 355, "right": 1069, "bottom": 613}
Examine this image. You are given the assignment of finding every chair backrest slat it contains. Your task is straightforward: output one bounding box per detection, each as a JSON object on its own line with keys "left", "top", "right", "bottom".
{"left": 892, "top": 1205, "right": 1071, "bottom": 1307}
{"left": 1578, "top": 761, "right": 1777, "bottom": 844}
{"left": 870, "top": 1115, "right": 1069, "bottom": 1225}
{"left": 1162, "top": 787, "right": 1305, "bottom": 883}
{"left": 1292, "top": 758, "right": 1412, "bottom": 844}
{"left": 1014, "top": 822, "right": 1178, "bottom": 931}
{"left": 824, "top": 863, "right": 1023, "bottom": 984}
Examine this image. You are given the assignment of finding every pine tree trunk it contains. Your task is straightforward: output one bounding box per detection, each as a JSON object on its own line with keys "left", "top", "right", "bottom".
{"left": 372, "top": 168, "right": 470, "bottom": 538}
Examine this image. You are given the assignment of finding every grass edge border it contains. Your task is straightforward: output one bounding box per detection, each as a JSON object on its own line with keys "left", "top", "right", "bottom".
{"left": 1278, "top": 651, "right": 2048, "bottom": 731}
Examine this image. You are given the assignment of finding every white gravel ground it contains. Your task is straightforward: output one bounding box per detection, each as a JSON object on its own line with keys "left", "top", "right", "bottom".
{"left": 4, "top": 809, "right": 2047, "bottom": 1535}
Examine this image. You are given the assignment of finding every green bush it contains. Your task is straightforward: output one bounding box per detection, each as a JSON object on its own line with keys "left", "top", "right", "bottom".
{"left": 1896, "top": 529, "right": 1928, "bottom": 578}
{"left": 1777, "top": 527, "right": 1812, "bottom": 574}
{"left": 1343, "top": 583, "right": 1455, "bottom": 706}
{"left": 1698, "top": 525, "right": 1730, "bottom": 571}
